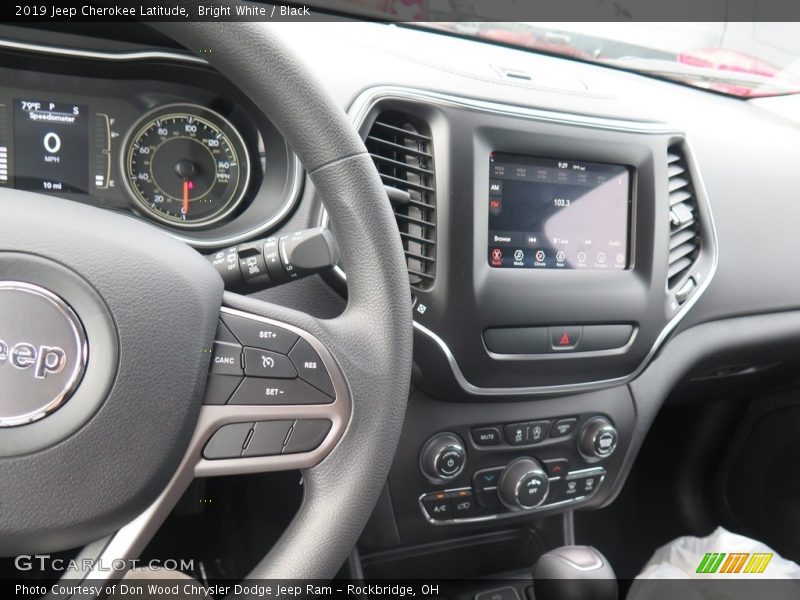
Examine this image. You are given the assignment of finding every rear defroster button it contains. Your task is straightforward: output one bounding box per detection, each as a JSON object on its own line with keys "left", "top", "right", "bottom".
{"left": 229, "top": 377, "right": 334, "bottom": 405}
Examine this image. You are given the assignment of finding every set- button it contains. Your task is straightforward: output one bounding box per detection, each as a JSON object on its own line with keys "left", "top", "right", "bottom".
{"left": 204, "top": 314, "right": 336, "bottom": 405}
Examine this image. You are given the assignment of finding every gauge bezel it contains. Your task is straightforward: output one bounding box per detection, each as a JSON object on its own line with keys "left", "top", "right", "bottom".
{"left": 121, "top": 103, "right": 251, "bottom": 229}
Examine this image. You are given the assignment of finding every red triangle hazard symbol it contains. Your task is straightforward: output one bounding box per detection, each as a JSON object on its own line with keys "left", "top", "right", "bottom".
{"left": 559, "top": 332, "right": 571, "bottom": 345}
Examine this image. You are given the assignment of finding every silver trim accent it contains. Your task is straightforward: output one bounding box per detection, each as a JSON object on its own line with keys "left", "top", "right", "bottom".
{"left": 0, "top": 38, "right": 208, "bottom": 65}
{"left": 174, "top": 155, "right": 304, "bottom": 249}
{"left": 0, "top": 281, "right": 88, "bottom": 427}
{"left": 0, "top": 38, "right": 304, "bottom": 249}
{"left": 81, "top": 307, "right": 352, "bottom": 584}
{"left": 498, "top": 457, "right": 549, "bottom": 510}
{"left": 419, "top": 433, "right": 466, "bottom": 482}
{"left": 322, "top": 85, "right": 719, "bottom": 396}
{"left": 120, "top": 103, "right": 252, "bottom": 230}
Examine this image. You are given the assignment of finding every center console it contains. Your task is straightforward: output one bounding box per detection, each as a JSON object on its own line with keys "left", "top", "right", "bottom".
{"left": 329, "top": 87, "right": 716, "bottom": 550}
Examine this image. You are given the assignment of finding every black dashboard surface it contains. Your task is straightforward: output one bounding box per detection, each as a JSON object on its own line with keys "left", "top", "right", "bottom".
{"left": 2, "top": 21, "right": 798, "bottom": 388}
{"left": 3, "top": 19, "right": 800, "bottom": 557}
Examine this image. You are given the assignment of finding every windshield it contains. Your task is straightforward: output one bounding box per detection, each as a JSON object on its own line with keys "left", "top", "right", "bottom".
{"left": 304, "top": 0, "right": 800, "bottom": 99}
{"left": 414, "top": 22, "right": 800, "bottom": 98}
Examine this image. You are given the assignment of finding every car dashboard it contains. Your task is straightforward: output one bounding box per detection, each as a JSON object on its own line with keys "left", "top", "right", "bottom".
{"left": 3, "top": 20, "right": 800, "bottom": 564}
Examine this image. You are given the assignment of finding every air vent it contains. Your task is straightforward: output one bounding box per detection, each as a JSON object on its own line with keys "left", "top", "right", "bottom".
{"left": 366, "top": 112, "right": 436, "bottom": 290}
{"left": 667, "top": 145, "right": 701, "bottom": 288}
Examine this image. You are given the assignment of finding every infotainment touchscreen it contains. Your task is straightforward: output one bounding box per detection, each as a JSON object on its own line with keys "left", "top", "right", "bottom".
{"left": 488, "top": 153, "right": 631, "bottom": 270}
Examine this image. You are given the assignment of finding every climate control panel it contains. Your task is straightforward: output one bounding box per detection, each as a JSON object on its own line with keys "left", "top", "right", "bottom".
{"left": 420, "top": 464, "right": 605, "bottom": 524}
{"left": 416, "top": 413, "right": 617, "bottom": 525}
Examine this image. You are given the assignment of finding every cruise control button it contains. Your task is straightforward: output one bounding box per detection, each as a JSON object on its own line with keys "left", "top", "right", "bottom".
{"left": 549, "top": 326, "right": 582, "bottom": 352}
{"left": 203, "top": 422, "right": 253, "bottom": 459}
{"left": 203, "top": 375, "right": 243, "bottom": 405}
{"left": 210, "top": 341, "right": 242, "bottom": 376}
{"left": 550, "top": 418, "right": 577, "bottom": 438}
{"left": 289, "top": 338, "right": 335, "bottom": 397}
{"left": 422, "top": 492, "right": 452, "bottom": 520}
{"left": 471, "top": 426, "right": 502, "bottom": 446}
{"left": 243, "top": 347, "right": 297, "bottom": 378}
{"left": 284, "top": 419, "right": 332, "bottom": 453}
{"left": 229, "top": 377, "right": 334, "bottom": 405}
{"left": 220, "top": 313, "right": 299, "bottom": 354}
{"left": 242, "top": 420, "right": 293, "bottom": 457}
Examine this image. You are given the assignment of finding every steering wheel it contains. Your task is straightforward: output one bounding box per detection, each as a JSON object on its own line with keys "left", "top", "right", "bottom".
{"left": 0, "top": 22, "right": 413, "bottom": 581}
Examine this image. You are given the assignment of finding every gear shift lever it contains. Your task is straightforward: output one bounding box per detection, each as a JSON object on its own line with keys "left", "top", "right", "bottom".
{"left": 533, "top": 546, "right": 617, "bottom": 600}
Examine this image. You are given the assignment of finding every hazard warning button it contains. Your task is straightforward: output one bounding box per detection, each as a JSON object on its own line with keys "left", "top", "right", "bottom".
{"left": 548, "top": 326, "right": 583, "bottom": 352}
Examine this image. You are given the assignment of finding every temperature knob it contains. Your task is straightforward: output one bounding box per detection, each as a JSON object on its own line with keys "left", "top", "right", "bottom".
{"left": 498, "top": 457, "right": 549, "bottom": 510}
{"left": 419, "top": 433, "right": 466, "bottom": 482}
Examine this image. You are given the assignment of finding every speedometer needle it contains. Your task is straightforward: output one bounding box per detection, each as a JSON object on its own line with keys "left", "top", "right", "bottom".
{"left": 182, "top": 179, "right": 190, "bottom": 216}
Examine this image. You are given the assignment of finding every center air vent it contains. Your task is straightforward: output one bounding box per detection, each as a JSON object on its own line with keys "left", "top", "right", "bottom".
{"left": 667, "top": 145, "right": 701, "bottom": 289}
{"left": 365, "top": 112, "right": 436, "bottom": 290}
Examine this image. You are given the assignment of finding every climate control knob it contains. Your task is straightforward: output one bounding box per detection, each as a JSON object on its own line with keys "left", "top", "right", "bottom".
{"left": 419, "top": 433, "right": 466, "bottom": 482}
{"left": 579, "top": 417, "right": 618, "bottom": 460}
{"left": 498, "top": 457, "right": 549, "bottom": 510}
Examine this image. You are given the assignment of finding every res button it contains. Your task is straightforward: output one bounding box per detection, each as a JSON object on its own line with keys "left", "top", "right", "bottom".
{"left": 289, "top": 338, "right": 335, "bottom": 398}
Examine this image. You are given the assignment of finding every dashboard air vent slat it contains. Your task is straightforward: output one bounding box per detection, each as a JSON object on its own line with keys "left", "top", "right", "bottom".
{"left": 366, "top": 111, "right": 436, "bottom": 290}
{"left": 666, "top": 144, "right": 701, "bottom": 289}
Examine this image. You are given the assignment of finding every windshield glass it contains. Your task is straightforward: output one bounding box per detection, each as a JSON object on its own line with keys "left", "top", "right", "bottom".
{"left": 416, "top": 22, "right": 800, "bottom": 98}
{"left": 305, "top": 0, "right": 800, "bottom": 99}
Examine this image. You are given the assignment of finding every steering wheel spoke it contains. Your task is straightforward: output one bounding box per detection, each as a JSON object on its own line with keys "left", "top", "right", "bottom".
{"left": 195, "top": 305, "right": 351, "bottom": 477}
{"left": 73, "top": 300, "right": 352, "bottom": 585}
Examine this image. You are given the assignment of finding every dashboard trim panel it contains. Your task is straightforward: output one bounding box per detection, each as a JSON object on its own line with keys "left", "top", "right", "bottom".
{"left": 322, "top": 85, "right": 719, "bottom": 396}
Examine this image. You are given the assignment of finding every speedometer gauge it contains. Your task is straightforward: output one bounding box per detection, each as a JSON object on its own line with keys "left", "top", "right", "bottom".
{"left": 122, "top": 104, "right": 250, "bottom": 228}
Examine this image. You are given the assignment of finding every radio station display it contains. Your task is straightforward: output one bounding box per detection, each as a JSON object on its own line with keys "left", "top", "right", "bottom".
{"left": 487, "top": 153, "right": 632, "bottom": 270}
{"left": 13, "top": 99, "right": 90, "bottom": 194}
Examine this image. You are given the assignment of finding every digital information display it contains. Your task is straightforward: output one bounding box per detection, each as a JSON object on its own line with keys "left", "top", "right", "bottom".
{"left": 13, "top": 99, "right": 89, "bottom": 194}
{"left": 488, "top": 153, "right": 631, "bottom": 270}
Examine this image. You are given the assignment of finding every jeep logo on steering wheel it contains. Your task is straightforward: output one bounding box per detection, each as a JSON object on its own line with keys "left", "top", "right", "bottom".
{"left": 0, "top": 282, "right": 87, "bottom": 427}
{"left": 0, "top": 341, "right": 67, "bottom": 379}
